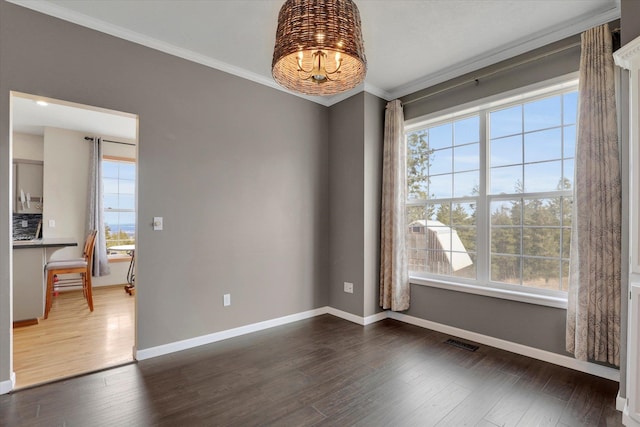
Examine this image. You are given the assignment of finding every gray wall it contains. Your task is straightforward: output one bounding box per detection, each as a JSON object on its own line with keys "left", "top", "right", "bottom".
{"left": 327, "top": 92, "right": 386, "bottom": 318}
{"left": 622, "top": 0, "right": 640, "bottom": 45}
{"left": 0, "top": 1, "right": 329, "bottom": 383}
{"left": 400, "top": 33, "right": 583, "bottom": 356}
{"left": 328, "top": 93, "right": 365, "bottom": 316}
{"left": 363, "top": 93, "right": 385, "bottom": 317}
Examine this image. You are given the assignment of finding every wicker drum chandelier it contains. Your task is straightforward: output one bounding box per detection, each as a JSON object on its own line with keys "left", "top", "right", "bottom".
{"left": 272, "top": 0, "right": 367, "bottom": 96}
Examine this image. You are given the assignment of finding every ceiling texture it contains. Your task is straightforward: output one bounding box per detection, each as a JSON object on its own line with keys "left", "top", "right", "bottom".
{"left": 8, "top": 0, "right": 620, "bottom": 119}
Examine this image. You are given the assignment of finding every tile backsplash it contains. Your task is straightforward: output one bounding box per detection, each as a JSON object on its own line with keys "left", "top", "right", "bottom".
{"left": 13, "top": 214, "right": 42, "bottom": 240}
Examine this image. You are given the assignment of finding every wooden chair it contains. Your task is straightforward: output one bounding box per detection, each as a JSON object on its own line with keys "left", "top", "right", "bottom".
{"left": 44, "top": 230, "right": 98, "bottom": 319}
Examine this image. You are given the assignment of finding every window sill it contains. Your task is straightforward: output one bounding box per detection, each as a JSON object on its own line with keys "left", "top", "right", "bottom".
{"left": 108, "top": 255, "right": 132, "bottom": 263}
{"left": 409, "top": 275, "right": 568, "bottom": 309}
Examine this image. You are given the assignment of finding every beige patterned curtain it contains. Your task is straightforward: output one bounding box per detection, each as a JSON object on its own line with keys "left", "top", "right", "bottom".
{"left": 566, "top": 23, "right": 621, "bottom": 366}
{"left": 380, "top": 100, "right": 410, "bottom": 311}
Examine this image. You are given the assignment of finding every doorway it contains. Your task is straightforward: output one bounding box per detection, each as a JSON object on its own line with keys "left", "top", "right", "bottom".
{"left": 10, "top": 92, "right": 138, "bottom": 388}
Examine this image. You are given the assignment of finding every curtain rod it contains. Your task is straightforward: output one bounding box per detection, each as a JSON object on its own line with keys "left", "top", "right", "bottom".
{"left": 84, "top": 136, "right": 135, "bottom": 146}
{"left": 402, "top": 41, "right": 582, "bottom": 107}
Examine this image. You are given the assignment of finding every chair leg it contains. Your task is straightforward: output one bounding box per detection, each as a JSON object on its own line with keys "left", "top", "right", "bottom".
{"left": 85, "top": 272, "right": 94, "bottom": 312}
{"left": 44, "top": 270, "right": 54, "bottom": 319}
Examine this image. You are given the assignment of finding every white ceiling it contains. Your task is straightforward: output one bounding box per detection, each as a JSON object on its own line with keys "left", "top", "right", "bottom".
{"left": 12, "top": 93, "right": 137, "bottom": 140}
{"left": 8, "top": 0, "right": 620, "bottom": 132}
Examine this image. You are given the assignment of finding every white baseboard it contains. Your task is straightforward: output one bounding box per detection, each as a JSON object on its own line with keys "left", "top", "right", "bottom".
{"left": 133, "top": 305, "right": 619, "bottom": 384}
{"left": 0, "top": 372, "right": 16, "bottom": 395}
{"left": 325, "top": 307, "right": 387, "bottom": 326}
{"left": 618, "top": 391, "right": 626, "bottom": 411}
{"left": 135, "top": 307, "right": 328, "bottom": 361}
{"left": 388, "top": 312, "right": 620, "bottom": 382}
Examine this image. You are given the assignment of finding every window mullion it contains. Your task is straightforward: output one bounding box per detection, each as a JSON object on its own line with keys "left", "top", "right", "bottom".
{"left": 476, "top": 109, "right": 490, "bottom": 283}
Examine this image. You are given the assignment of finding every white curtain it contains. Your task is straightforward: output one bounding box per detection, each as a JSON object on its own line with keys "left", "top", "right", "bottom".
{"left": 87, "top": 137, "right": 110, "bottom": 277}
{"left": 380, "top": 100, "right": 410, "bottom": 311}
{"left": 566, "top": 23, "right": 621, "bottom": 366}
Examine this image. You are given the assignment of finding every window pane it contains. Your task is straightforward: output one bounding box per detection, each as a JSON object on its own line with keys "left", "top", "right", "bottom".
{"left": 453, "top": 252, "right": 476, "bottom": 279}
{"left": 102, "top": 162, "right": 119, "bottom": 179}
{"left": 491, "top": 227, "right": 520, "bottom": 255}
{"left": 104, "top": 194, "right": 119, "bottom": 210}
{"left": 454, "top": 116, "right": 479, "bottom": 145}
{"left": 119, "top": 194, "right": 135, "bottom": 210}
{"left": 429, "top": 123, "right": 453, "bottom": 150}
{"left": 490, "top": 200, "right": 522, "bottom": 226}
{"left": 454, "top": 143, "right": 479, "bottom": 172}
{"left": 491, "top": 135, "right": 522, "bottom": 167}
{"left": 455, "top": 226, "right": 476, "bottom": 252}
{"left": 491, "top": 165, "right": 522, "bottom": 194}
{"left": 563, "top": 160, "right": 574, "bottom": 189}
{"left": 119, "top": 179, "right": 135, "bottom": 195}
{"left": 523, "top": 227, "right": 560, "bottom": 257}
{"left": 564, "top": 125, "right": 576, "bottom": 158}
{"left": 491, "top": 255, "right": 521, "bottom": 285}
{"left": 119, "top": 163, "right": 136, "bottom": 180}
{"left": 431, "top": 202, "right": 451, "bottom": 225}
{"left": 522, "top": 257, "right": 561, "bottom": 290}
{"left": 524, "top": 128, "right": 562, "bottom": 163}
{"left": 407, "top": 130, "right": 430, "bottom": 200}
{"left": 561, "top": 260, "right": 570, "bottom": 291}
{"left": 524, "top": 198, "right": 561, "bottom": 227}
{"left": 490, "top": 105, "right": 522, "bottom": 139}
{"left": 103, "top": 159, "right": 136, "bottom": 251}
{"left": 429, "top": 148, "right": 453, "bottom": 175}
{"left": 562, "top": 228, "right": 571, "bottom": 259}
{"left": 104, "top": 211, "right": 120, "bottom": 235}
{"left": 407, "top": 205, "right": 425, "bottom": 224}
{"left": 429, "top": 174, "right": 452, "bottom": 199}
{"left": 452, "top": 171, "right": 479, "bottom": 198}
{"left": 524, "top": 96, "right": 561, "bottom": 132}
{"left": 524, "top": 161, "right": 561, "bottom": 193}
{"left": 408, "top": 249, "right": 428, "bottom": 273}
{"left": 451, "top": 203, "right": 476, "bottom": 226}
{"left": 564, "top": 92, "right": 578, "bottom": 125}
{"left": 103, "top": 178, "right": 119, "bottom": 194}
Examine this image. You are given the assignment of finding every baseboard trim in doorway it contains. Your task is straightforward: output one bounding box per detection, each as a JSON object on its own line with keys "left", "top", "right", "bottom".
{"left": 135, "top": 307, "right": 327, "bottom": 361}
{"left": 11, "top": 361, "right": 136, "bottom": 392}
{"left": 0, "top": 372, "right": 16, "bottom": 395}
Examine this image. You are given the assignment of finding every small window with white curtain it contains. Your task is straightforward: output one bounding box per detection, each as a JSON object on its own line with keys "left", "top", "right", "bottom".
{"left": 406, "top": 79, "right": 578, "bottom": 299}
{"left": 103, "top": 157, "right": 135, "bottom": 255}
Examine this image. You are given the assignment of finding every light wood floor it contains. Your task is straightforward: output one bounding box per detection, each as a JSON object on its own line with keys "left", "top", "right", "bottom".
{"left": 13, "top": 285, "right": 135, "bottom": 389}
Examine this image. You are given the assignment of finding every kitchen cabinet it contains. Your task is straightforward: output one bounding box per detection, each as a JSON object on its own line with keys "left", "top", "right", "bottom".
{"left": 13, "top": 160, "right": 43, "bottom": 213}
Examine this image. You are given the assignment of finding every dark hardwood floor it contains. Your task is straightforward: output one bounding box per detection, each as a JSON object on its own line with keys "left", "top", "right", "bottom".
{"left": 0, "top": 315, "right": 623, "bottom": 426}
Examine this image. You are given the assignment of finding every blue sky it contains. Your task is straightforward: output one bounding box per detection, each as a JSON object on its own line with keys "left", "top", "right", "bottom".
{"left": 409, "top": 91, "right": 577, "bottom": 199}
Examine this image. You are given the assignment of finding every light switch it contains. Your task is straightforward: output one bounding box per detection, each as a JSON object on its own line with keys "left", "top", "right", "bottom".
{"left": 153, "top": 217, "right": 163, "bottom": 231}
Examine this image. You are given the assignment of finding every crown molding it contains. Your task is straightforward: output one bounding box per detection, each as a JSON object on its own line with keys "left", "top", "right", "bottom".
{"left": 387, "top": 3, "right": 621, "bottom": 100}
{"left": 7, "top": 0, "right": 621, "bottom": 108}
{"left": 6, "top": 0, "right": 350, "bottom": 106}
{"left": 614, "top": 35, "right": 640, "bottom": 70}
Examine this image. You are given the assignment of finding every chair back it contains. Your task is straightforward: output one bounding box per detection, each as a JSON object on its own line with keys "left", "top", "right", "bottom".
{"left": 83, "top": 230, "right": 98, "bottom": 263}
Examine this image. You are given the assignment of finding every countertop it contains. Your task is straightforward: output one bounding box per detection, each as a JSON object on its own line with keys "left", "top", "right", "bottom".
{"left": 13, "top": 238, "right": 78, "bottom": 249}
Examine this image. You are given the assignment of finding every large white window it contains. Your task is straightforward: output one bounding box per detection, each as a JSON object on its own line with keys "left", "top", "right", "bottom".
{"left": 103, "top": 157, "right": 135, "bottom": 252}
{"left": 406, "top": 80, "right": 577, "bottom": 300}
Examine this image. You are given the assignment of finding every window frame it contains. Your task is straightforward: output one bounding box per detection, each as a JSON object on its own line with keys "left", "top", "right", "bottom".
{"left": 404, "top": 75, "right": 579, "bottom": 308}
{"left": 103, "top": 155, "right": 136, "bottom": 262}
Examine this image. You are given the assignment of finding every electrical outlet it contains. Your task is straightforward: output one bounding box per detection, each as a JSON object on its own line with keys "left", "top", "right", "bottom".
{"left": 48, "top": 219, "right": 55, "bottom": 228}
{"left": 21, "top": 220, "right": 28, "bottom": 228}
{"left": 153, "top": 217, "right": 163, "bottom": 231}
{"left": 344, "top": 282, "right": 354, "bottom": 294}
{"left": 223, "top": 293, "right": 231, "bottom": 306}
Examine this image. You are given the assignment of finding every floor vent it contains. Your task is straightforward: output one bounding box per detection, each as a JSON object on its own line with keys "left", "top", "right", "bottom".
{"left": 445, "top": 338, "right": 479, "bottom": 352}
